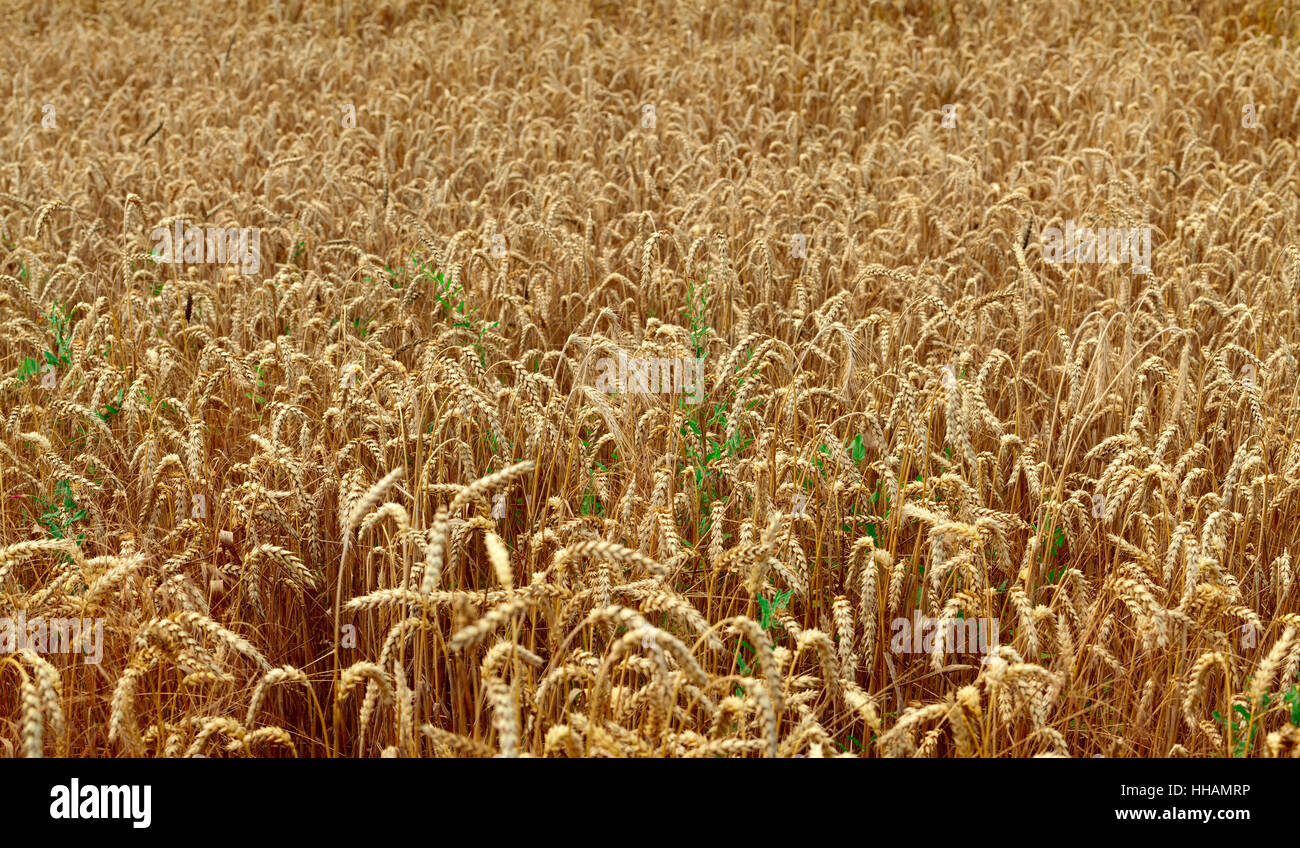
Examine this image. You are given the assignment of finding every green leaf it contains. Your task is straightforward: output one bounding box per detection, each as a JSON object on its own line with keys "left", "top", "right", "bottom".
{"left": 17, "top": 357, "right": 39, "bottom": 381}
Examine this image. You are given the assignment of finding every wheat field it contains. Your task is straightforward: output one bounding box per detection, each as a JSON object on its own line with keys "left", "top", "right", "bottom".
{"left": 2, "top": 0, "right": 1300, "bottom": 758}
